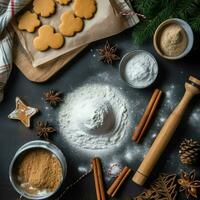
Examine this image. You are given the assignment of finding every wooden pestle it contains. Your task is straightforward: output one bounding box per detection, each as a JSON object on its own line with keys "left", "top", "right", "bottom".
{"left": 132, "top": 76, "right": 200, "bottom": 186}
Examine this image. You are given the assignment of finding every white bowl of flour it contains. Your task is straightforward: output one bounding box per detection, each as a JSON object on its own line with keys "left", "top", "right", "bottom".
{"left": 119, "top": 50, "right": 158, "bottom": 88}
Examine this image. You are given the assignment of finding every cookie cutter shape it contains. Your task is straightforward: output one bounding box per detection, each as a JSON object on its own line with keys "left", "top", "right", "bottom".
{"left": 33, "top": 25, "right": 64, "bottom": 51}
{"left": 73, "top": 0, "right": 97, "bottom": 19}
{"left": 33, "top": 0, "right": 56, "bottom": 17}
{"left": 18, "top": 11, "right": 41, "bottom": 32}
{"left": 8, "top": 97, "right": 39, "bottom": 128}
{"left": 59, "top": 10, "right": 84, "bottom": 37}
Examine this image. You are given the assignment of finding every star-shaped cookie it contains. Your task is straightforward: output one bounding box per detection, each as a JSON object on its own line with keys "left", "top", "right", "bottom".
{"left": 8, "top": 97, "right": 39, "bottom": 128}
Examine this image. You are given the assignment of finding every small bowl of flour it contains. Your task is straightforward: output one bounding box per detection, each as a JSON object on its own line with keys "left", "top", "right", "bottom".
{"left": 119, "top": 50, "right": 158, "bottom": 88}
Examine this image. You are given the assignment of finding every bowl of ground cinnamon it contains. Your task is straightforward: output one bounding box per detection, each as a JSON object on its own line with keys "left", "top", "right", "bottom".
{"left": 153, "top": 18, "right": 194, "bottom": 59}
{"left": 9, "top": 140, "right": 67, "bottom": 199}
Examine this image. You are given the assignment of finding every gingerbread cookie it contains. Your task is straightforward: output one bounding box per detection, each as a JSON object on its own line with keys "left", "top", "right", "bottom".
{"left": 55, "top": 0, "right": 71, "bottom": 5}
{"left": 18, "top": 11, "right": 40, "bottom": 32}
{"left": 33, "top": 0, "right": 55, "bottom": 17}
{"left": 73, "top": 0, "right": 97, "bottom": 19}
{"left": 8, "top": 97, "right": 39, "bottom": 128}
{"left": 59, "top": 10, "right": 83, "bottom": 37}
{"left": 33, "top": 25, "right": 64, "bottom": 51}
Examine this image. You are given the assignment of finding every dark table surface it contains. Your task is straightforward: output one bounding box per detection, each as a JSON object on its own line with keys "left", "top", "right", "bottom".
{"left": 1, "top": 28, "right": 200, "bottom": 200}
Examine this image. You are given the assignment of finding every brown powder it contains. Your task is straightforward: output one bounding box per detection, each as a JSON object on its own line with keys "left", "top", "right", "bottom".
{"left": 15, "top": 148, "right": 62, "bottom": 194}
{"left": 159, "top": 23, "right": 188, "bottom": 57}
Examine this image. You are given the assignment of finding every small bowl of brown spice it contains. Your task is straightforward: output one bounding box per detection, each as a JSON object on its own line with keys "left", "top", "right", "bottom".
{"left": 153, "top": 18, "right": 194, "bottom": 59}
{"left": 9, "top": 140, "right": 67, "bottom": 199}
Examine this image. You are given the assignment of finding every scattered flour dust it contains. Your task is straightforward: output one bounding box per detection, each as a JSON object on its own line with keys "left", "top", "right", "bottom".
{"left": 189, "top": 108, "right": 200, "bottom": 127}
{"left": 58, "top": 83, "right": 128, "bottom": 150}
{"left": 107, "top": 163, "right": 122, "bottom": 177}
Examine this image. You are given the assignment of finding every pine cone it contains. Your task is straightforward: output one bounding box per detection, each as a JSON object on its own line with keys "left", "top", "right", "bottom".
{"left": 179, "top": 139, "right": 200, "bottom": 165}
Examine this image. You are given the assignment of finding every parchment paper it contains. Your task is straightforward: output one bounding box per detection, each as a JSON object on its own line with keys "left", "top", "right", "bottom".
{"left": 12, "top": 0, "right": 139, "bottom": 67}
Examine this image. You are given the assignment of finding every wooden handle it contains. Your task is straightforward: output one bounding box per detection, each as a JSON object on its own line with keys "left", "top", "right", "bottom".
{"left": 132, "top": 83, "right": 198, "bottom": 186}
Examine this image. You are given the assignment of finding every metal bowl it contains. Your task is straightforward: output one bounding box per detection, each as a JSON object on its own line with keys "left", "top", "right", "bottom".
{"left": 153, "top": 18, "right": 194, "bottom": 60}
{"left": 119, "top": 50, "right": 158, "bottom": 89}
{"left": 9, "top": 140, "right": 67, "bottom": 199}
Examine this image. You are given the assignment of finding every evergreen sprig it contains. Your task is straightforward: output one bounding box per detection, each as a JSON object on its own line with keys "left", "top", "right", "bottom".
{"left": 190, "top": 15, "right": 200, "bottom": 32}
{"left": 132, "top": 0, "right": 200, "bottom": 44}
{"left": 134, "top": 0, "right": 161, "bottom": 18}
{"left": 177, "top": 0, "right": 199, "bottom": 19}
{"left": 133, "top": 2, "right": 174, "bottom": 44}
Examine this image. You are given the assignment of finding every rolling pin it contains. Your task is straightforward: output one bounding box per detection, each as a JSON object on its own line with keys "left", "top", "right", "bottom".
{"left": 132, "top": 76, "right": 200, "bottom": 186}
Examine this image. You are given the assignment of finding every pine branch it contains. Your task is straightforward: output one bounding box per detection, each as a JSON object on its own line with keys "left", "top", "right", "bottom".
{"left": 132, "top": 3, "right": 175, "bottom": 44}
{"left": 134, "top": 0, "right": 172, "bottom": 18}
{"left": 176, "top": 0, "right": 200, "bottom": 19}
{"left": 190, "top": 14, "right": 200, "bottom": 32}
{"left": 134, "top": 0, "right": 161, "bottom": 18}
{"left": 132, "top": 0, "right": 200, "bottom": 44}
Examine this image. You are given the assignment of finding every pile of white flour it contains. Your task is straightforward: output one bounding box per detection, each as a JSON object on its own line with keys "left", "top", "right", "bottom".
{"left": 58, "top": 84, "right": 128, "bottom": 150}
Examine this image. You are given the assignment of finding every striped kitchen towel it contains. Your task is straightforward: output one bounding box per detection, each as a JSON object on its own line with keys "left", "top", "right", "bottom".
{"left": 0, "top": 0, "right": 31, "bottom": 102}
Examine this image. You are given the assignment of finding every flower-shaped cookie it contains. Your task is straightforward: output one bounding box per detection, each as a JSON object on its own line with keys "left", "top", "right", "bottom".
{"left": 56, "top": 0, "right": 71, "bottom": 5}
{"left": 59, "top": 11, "right": 84, "bottom": 37}
{"left": 73, "top": 0, "right": 97, "bottom": 19}
{"left": 33, "top": 0, "right": 55, "bottom": 17}
{"left": 18, "top": 11, "right": 40, "bottom": 32}
{"left": 33, "top": 25, "right": 64, "bottom": 51}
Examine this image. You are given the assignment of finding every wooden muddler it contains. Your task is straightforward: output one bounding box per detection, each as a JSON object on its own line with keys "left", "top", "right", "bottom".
{"left": 132, "top": 76, "right": 200, "bottom": 186}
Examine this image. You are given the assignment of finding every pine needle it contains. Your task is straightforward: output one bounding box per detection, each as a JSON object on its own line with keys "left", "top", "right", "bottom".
{"left": 190, "top": 14, "right": 200, "bottom": 32}
{"left": 132, "top": 0, "right": 200, "bottom": 44}
{"left": 132, "top": 3, "right": 174, "bottom": 44}
{"left": 134, "top": 0, "right": 161, "bottom": 18}
{"left": 177, "top": 0, "right": 199, "bottom": 19}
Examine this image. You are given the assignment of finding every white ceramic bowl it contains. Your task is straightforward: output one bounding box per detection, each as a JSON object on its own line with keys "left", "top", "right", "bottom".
{"left": 119, "top": 50, "right": 158, "bottom": 89}
{"left": 153, "top": 18, "right": 194, "bottom": 60}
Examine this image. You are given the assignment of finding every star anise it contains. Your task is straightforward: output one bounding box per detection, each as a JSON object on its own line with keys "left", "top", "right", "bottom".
{"left": 43, "top": 90, "right": 63, "bottom": 107}
{"left": 97, "top": 41, "right": 120, "bottom": 64}
{"left": 178, "top": 170, "right": 200, "bottom": 199}
{"left": 36, "top": 121, "right": 56, "bottom": 138}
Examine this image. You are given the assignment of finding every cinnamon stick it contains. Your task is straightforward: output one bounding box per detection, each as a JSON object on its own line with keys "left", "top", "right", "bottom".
{"left": 93, "top": 159, "right": 101, "bottom": 200}
{"left": 107, "top": 166, "right": 132, "bottom": 197}
{"left": 132, "top": 89, "right": 162, "bottom": 143}
{"left": 92, "top": 158, "right": 106, "bottom": 200}
{"left": 136, "top": 90, "right": 162, "bottom": 143}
